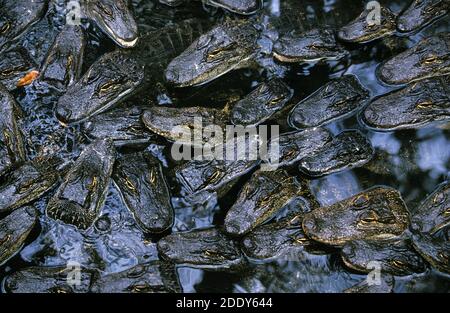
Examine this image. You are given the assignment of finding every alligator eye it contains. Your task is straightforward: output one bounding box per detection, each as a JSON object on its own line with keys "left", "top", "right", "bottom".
{"left": 99, "top": 81, "right": 120, "bottom": 94}
{"left": 416, "top": 100, "right": 433, "bottom": 109}
{"left": 352, "top": 194, "right": 370, "bottom": 208}
{"left": 206, "top": 43, "right": 236, "bottom": 62}
{"left": 124, "top": 177, "right": 136, "bottom": 192}
{"left": 0, "top": 22, "right": 10, "bottom": 34}
{"left": 148, "top": 169, "right": 157, "bottom": 185}
{"left": 423, "top": 55, "right": 440, "bottom": 64}
{"left": 390, "top": 260, "right": 406, "bottom": 268}
{"left": 207, "top": 169, "right": 223, "bottom": 184}
{"left": 268, "top": 96, "right": 283, "bottom": 106}
{"left": 88, "top": 176, "right": 98, "bottom": 191}
{"left": 0, "top": 234, "right": 11, "bottom": 245}
{"left": 0, "top": 68, "right": 19, "bottom": 77}
{"left": 358, "top": 210, "right": 380, "bottom": 226}
{"left": 438, "top": 252, "right": 448, "bottom": 262}
{"left": 96, "top": 2, "right": 113, "bottom": 17}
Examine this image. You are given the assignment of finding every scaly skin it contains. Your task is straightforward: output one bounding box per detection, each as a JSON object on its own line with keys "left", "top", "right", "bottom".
{"left": 344, "top": 275, "right": 394, "bottom": 293}
{"left": 0, "top": 158, "right": 59, "bottom": 214}
{"left": 289, "top": 75, "right": 370, "bottom": 129}
{"left": 81, "top": 105, "right": 155, "bottom": 146}
{"left": 90, "top": 261, "right": 181, "bottom": 293}
{"left": 397, "top": 0, "right": 449, "bottom": 33}
{"left": 0, "top": 84, "right": 26, "bottom": 177}
{"left": 298, "top": 130, "right": 374, "bottom": 177}
{"left": 46, "top": 139, "right": 116, "bottom": 230}
{"left": 341, "top": 237, "right": 426, "bottom": 276}
{"left": 142, "top": 106, "right": 229, "bottom": 147}
{"left": 0, "top": 207, "right": 37, "bottom": 266}
{"left": 159, "top": 0, "right": 263, "bottom": 15}
{"left": 82, "top": 0, "right": 138, "bottom": 48}
{"left": 264, "top": 128, "right": 334, "bottom": 168}
{"left": 377, "top": 33, "right": 450, "bottom": 85}
{"left": 338, "top": 5, "right": 397, "bottom": 43}
{"left": 361, "top": 76, "right": 450, "bottom": 131}
{"left": 0, "top": 0, "right": 48, "bottom": 53}
{"left": 231, "top": 78, "right": 293, "bottom": 127}
{"left": 302, "top": 186, "right": 410, "bottom": 247}
{"left": 157, "top": 227, "right": 245, "bottom": 271}
{"left": 224, "top": 169, "right": 304, "bottom": 236}
{"left": 2, "top": 266, "right": 94, "bottom": 293}
{"left": 411, "top": 181, "right": 450, "bottom": 235}
{"left": 273, "top": 28, "right": 349, "bottom": 63}
{"left": 39, "top": 25, "right": 86, "bottom": 90}
{"left": 411, "top": 232, "right": 449, "bottom": 274}
{"left": 113, "top": 152, "right": 174, "bottom": 234}
{"left": 0, "top": 50, "right": 35, "bottom": 91}
{"left": 56, "top": 20, "right": 208, "bottom": 124}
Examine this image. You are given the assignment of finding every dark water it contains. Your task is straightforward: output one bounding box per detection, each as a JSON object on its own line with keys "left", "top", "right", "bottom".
{"left": 0, "top": 0, "right": 449, "bottom": 293}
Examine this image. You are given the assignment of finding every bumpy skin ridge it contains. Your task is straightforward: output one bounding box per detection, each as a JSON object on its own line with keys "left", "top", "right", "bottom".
{"left": 46, "top": 139, "right": 116, "bottom": 230}
{"left": 302, "top": 186, "right": 410, "bottom": 247}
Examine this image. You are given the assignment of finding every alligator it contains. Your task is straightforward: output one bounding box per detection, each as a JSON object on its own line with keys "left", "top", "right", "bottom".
{"left": 81, "top": 105, "right": 156, "bottom": 146}
{"left": 174, "top": 135, "right": 261, "bottom": 195}
{"left": 56, "top": 19, "right": 209, "bottom": 124}
{"left": 224, "top": 169, "right": 308, "bottom": 236}
{"left": 89, "top": 261, "right": 181, "bottom": 293}
{"left": 0, "top": 50, "right": 35, "bottom": 91}
{"left": 46, "top": 139, "right": 116, "bottom": 230}
{"left": 0, "top": 0, "right": 48, "bottom": 53}
{"left": 273, "top": 28, "right": 349, "bottom": 63}
{"left": 2, "top": 265, "right": 94, "bottom": 293}
{"left": 159, "top": 0, "right": 263, "bottom": 15}
{"left": 288, "top": 75, "right": 370, "bottom": 129}
{"left": 81, "top": 0, "right": 138, "bottom": 48}
{"left": 157, "top": 227, "right": 245, "bottom": 270}
{"left": 338, "top": 5, "right": 397, "bottom": 43}
{"left": 361, "top": 76, "right": 450, "bottom": 131}
{"left": 38, "top": 25, "right": 86, "bottom": 91}
{"left": 341, "top": 237, "right": 426, "bottom": 276}
{"left": 142, "top": 105, "right": 229, "bottom": 147}
{"left": 377, "top": 33, "right": 450, "bottom": 85}
{"left": 231, "top": 78, "right": 293, "bottom": 127}
{"left": 0, "top": 206, "right": 37, "bottom": 266}
{"left": 298, "top": 130, "right": 374, "bottom": 177}
{"left": 0, "top": 84, "right": 26, "bottom": 176}
{"left": 397, "top": 0, "right": 450, "bottom": 33}
{"left": 410, "top": 181, "right": 450, "bottom": 235}
{"left": 112, "top": 152, "right": 174, "bottom": 234}
{"left": 241, "top": 212, "right": 325, "bottom": 260}
{"left": 411, "top": 232, "right": 449, "bottom": 274}
{"left": 165, "top": 0, "right": 360, "bottom": 87}
{"left": 264, "top": 128, "right": 334, "bottom": 168}
{"left": 302, "top": 186, "right": 410, "bottom": 247}
{"left": 0, "top": 158, "right": 60, "bottom": 214}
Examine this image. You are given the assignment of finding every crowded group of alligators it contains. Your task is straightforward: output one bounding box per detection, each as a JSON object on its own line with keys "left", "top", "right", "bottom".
{"left": 0, "top": 0, "right": 449, "bottom": 293}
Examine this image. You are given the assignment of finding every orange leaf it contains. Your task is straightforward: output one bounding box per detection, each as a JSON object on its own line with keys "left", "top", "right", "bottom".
{"left": 17, "top": 70, "right": 39, "bottom": 87}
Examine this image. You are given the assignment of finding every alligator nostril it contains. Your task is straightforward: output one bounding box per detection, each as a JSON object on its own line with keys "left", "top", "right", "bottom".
{"left": 164, "top": 68, "right": 179, "bottom": 84}
{"left": 302, "top": 217, "right": 317, "bottom": 233}
{"left": 55, "top": 106, "right": 72, "bottom": 125}
{"left": 225, "top": 221, "right": 242, "bottom": 236}
{"left": 242, "top": 237, "right": 255, "bottom": 251}
{"left": 341, "top": 244, "right": 355, "bottom": 258}
{"left": 157, "top": 240, "right": 170, "bottom": 253}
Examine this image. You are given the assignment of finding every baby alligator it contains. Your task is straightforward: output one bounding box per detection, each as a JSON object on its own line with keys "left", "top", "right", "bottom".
{"left": 302, "top": 186, "right": 410, "bottom": 247}
{"left": 361, "top": 76, "right": 450, "bottom": 131}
